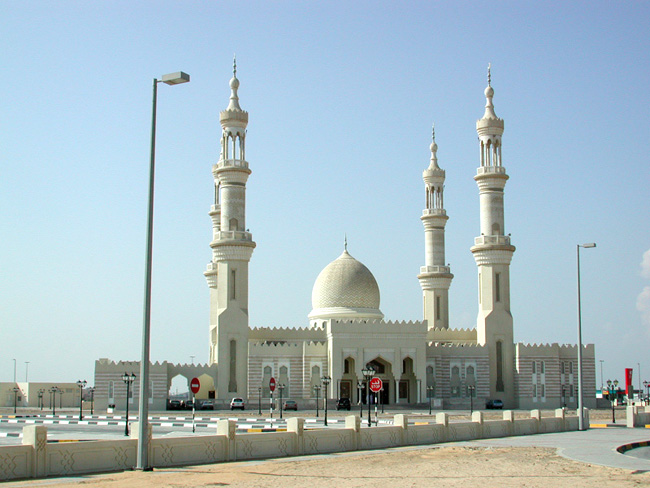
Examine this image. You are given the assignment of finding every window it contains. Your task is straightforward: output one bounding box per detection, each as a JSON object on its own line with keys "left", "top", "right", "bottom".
{"left": 230, "top": 270, "right": 236, "bottom": 300}
{"left": 561, "top": 362, "right": 565, "bottom": 374}
{"left": 435, "top": 296, "right": 441, "bottom": 320}
{"left": 228, "top": 340, "right": 237, "bottom": 392}
{"left": 531, "top": 361, "right": 536, "bottom": 374}
{"left": 540, "top": 362, "right": 545, "bottom": 374}
{"left": 532, "top": 384, "right": 537, "bottom": 397}
{"left": 541, "top": 384, "right": 545, "bottom": 397}
{"left": 451, "top": 366, "right": 461, "bottom": 398}
{"left": 569, "top": 362, "right": 573, "bottom": 374}
{"left": 495, "top": 272, "right": 501, "bottom": 302}
{"left": 496, "top": 341, "right": 504, "bottom": 392}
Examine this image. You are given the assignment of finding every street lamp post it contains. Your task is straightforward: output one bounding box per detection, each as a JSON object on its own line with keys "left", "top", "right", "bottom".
{"left": 278, "top": 384, "right": 285, "bottom": 420}
{"left": 89, "top": 387, "right": 95, "bottom": 415}
{"left": 427, "top": 385, "right": 434, "bottom": 415}
{"left": 137, "top": 71, "right": 190, "bottom": 471}
{"left": 561, "top": 386, "right": 566, "bottom": 408}
{"left": 122, "top": 372, "right": 136, "bottom": 436}
{"left": 321, "top": 376, "right": 331, "bottom": 426}
{"left": 362, "top": 367, "right": 375, "bottom": 427}
{"left": 644, "top": 380, "right": 649, "bottom": 404}
{"left": 313, "top": 385, "right": 321, "bottom": 418}
{"left": 599, "top": 360, "right": 604, "bottom": 391}
{"left": 606, "top": 379, "right": 619, "bottom": 423}
{"left": 12, "top": 387, "right": 19, "bottom": 414}
{"left": 76, "top": 380, "right": 87, "bottom": 420}
{"left": 357, "top": 381, "right": 364, "bottom": 416}
{"left": 38, "top": 389, "right": 45, "bottom": 411}
{"left": 468, "top": 385, "right": 476, "bottom": 414}
{"left": 576, "top": 242, "right": 596, "bottom": 431}
{"left": 258, "top": 387, "right": 262, "bottom": 416}
{"left": 50, "top": 387, "right": 59, "bottom": 416}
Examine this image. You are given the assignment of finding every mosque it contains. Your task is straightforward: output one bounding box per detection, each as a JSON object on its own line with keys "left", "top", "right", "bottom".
{"left": 94, "top": 65, "right": 596, "bottom": 411}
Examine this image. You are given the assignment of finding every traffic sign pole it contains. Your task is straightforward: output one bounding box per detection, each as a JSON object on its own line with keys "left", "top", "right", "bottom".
{"left": 190, "top": 378, "right": 200, "bottom": 434}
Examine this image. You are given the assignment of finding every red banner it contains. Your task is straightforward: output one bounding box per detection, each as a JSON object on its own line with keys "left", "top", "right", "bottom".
{"left": 625, "top": 368, "right": 634, "bottom": 397}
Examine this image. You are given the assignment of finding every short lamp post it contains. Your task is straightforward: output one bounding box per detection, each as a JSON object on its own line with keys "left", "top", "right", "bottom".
{"left": 38, "top": 389, "right": 45, "bottom": 411}
{"left": 89, "top": 387, "right": 95, "bottom": 415}
{"left": 122, "top": 372, "right": 136, "bottom": 436}
{"left": 357, "top": 381, "right": 364, "bottom": 416}
{"left": 313, "top": 385, "right": 321, "bottom": 418}
{"left": 321, "top": 376, "right": 331, "bottom": 426}
{"left": 12, "top": 387, "right": 20, "bottom": 414}
{"left": 362, "top": 367, "right": 376, "bottom": 427}
{"left": 427, "top": 385, "right": 435, "bottom": 415}
{"left": 607, "top": 379, "right": 619, "bottom": 423}
{"left": 76, "top": 380, "right": 87, "bottom": 420}
{"left": 576, "top": 242, "right": 596, "bottom": 431}
{"left": 468, "top": 385, "right": 476, "bottom": 414}
{"left": 50, "top": 387, "right": 59, "bottom": 416}
{"left": 278, "top": 384, "right": 285, "bottom": 420}
{"left": 258, "top": 386, "right": 262, "bottom": 416}
{"left": 137, "top": 70, "right": 190, "bottom": 471}
{"left": 561, "top": 385, "right": 566, "bottom": 408}
{"left": 644, "top": 380, "right": 649, "bottom": 405}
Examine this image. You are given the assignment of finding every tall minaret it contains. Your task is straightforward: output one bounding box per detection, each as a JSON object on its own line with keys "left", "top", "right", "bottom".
{"left": 204, "top": 58, "right": 256, "bottom": 400}
{"left": 418, "top": 126, "right": 453, "bottom": 330}
{"left": 471, "top": 65, "right": 515, "bottom": 405}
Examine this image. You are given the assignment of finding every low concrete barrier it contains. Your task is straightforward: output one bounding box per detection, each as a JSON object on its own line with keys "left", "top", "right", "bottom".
{"left": 0, "top": 409, "right": 581, "bottom": 481}
{"left": 626, "top": 406, "right": 650, "bottom": 428}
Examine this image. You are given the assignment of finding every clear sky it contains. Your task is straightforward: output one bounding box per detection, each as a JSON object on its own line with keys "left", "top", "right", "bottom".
{"left": 1, "top": 1, "right": 649, "bottom": 390}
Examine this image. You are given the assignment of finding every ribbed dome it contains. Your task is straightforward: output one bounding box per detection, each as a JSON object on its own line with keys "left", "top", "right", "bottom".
{"left": 309, "top": 250, "right": 383, "bottom": 321}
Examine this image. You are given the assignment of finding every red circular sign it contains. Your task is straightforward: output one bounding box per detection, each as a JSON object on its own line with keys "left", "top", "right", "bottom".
{"left": 190, "top": 377, "right": 200, "bottom": 394}
{"left": 369, "top": 377, "right": 383, "bottom": 392}
{"left": 269, "top": 377, "right": 276, "bottom": 392}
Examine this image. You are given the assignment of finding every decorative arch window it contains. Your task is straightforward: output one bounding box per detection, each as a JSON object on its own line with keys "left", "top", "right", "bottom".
{"left": 228, "top": 340, "right": 237, "bottom": 392}
{"left": 451, "top": 366, "right": 461, "bottom": 398}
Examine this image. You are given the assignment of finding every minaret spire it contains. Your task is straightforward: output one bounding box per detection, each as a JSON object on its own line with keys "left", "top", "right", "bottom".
{"left": 418, "top": 124, "right": 453, "bottom": 330}
{"left": 472, "top": 66, "right": 515, "bottom": 406}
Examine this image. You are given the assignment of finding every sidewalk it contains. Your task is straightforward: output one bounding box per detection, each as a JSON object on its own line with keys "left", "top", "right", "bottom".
{"left": 451, "top": 427, "right": 650, "bottom": 471}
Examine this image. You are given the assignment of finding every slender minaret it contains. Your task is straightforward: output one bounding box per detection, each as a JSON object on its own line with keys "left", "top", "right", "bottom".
{"left": 418, "top": 126, "right": 453, "bottom": 330}
{"left": 204, "top": 58, "right": 256, "bottom": 400}
{"left": 471, "top": 65, "right": 515, "bottom": 405}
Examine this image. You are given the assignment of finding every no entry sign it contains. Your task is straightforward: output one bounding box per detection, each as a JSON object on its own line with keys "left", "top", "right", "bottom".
{"left": 269, "top": 377, "right": 276, "bottom": 392}
{"left": 190, "top": 377, "right": 200, "bottom": 395}
{"left": 369, "top": 377, "right": 383, "bottom": 392}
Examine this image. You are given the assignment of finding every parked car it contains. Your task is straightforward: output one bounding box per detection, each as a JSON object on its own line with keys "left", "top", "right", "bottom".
{"left": 199, "top": 399, "right": 214, "bottom": 410}
{"left": 485, "top": 399, "right": 503, "bottom": 409}
{"left": 230, "top": 398, "right": 245, "bottom": 410}
{"left": 336, "top": 398, "right": 351, "bottom": 410}
{"left": 283, "top": 400, "right": 298, "bottom": 411}
{"left": 167, "top": 399, "right": 182, "bottom": 410}
{"left": 184, "top": 400, "right": 194, "bottom": 410}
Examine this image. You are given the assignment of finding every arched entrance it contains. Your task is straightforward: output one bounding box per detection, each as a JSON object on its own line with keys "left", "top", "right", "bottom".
{"left": 399, "top": 357, "right": 417, "bottom": 403}
{"left": 364, "top": 357, "right": 395, "bottom": 405}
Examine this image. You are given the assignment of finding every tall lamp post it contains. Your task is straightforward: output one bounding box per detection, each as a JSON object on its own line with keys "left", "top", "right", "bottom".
{"left": 258, "top": 386, "right": 262, "bottom": 416}
{"left": 313, "top": 384, "right": 321, "bottom": 418}
{"left": 576, "top": 242, "right": 596, "bottom": 431}
{"left": 76, "top": 380, "right": 87, "bottom": 420}
{"left": 38, "top": 389, "right": 45, "bottom": 411}
{"left": 321, "top": 376, "right": 331, "bottom": 426}
{"left": 137, "top": 71, "right": 190, "bottom": 471}
{"left": 362, "top": 367, "right": 375, "bottom": 426}
{"left": 606, "top": 379, "right": 619, "bottom": 423}
{"left": 357, "top": 381, "right": 364, "bottom": 416}
{"left": 122, "top": 372, "right": 136, "bottom": 436}
{"left": 468, "top": 385, "right": 476, "bottom": 415}
{"left": 427, "top": 385, "right": 434, "bottom": 415}
{"left": 50, "top": 387, "right": 59, "bottom": 416}
{"left": 643, "top": 380, "right": 649, "bottom": 404}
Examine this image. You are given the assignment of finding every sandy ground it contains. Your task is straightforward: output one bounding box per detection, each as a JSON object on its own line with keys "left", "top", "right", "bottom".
{"left": 5, "top": 445, "right": 650, "bottom": 488}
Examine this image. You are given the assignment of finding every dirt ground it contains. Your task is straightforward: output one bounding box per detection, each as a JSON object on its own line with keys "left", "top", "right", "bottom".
{"left": 5, "top": 445, "right": 650, "bottom": 488}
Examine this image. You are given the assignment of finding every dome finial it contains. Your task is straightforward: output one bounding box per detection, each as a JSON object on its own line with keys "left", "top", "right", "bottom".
{"left": 344, "top": 234, "right": 348, "bottom": 252}
{"left": 233, "top": 54, "right": 237, "bottom": 77}
{"left": 227, "top": 56, "right": 242, "bottom": 111}
{"left": 482, "top": 64, "right": 497, "bottom": 119}
{"left": 487, "top": 62, "right": 491, "bottom": 87}
{"left": 429, "top": 123, "right": 439, "bottom": 169}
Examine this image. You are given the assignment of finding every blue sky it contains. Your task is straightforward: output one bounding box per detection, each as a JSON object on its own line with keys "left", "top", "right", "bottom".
{"left": 1, "top": 1, "right": 649, "bottom": 390}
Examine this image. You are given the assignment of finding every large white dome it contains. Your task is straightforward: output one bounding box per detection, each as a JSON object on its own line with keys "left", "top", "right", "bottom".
{"left": 309, "top": 250, "right": 383, "bottom": 321}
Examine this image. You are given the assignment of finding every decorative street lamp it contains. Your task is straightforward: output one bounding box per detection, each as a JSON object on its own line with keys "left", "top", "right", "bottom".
{"left": 468, "top": 385, "right": 476, "bottom": 414}
{"left": 122, "top": 372, "right": 136, "bottom": 436}
{"left": 644, "top": 380, "right": 649, "bottom": 404}
{"left": 258, "top": 386, "right": 262, "bottom": 416}
{"left": 50, "top": 387, "right": 59, "bottom": 416}
{"left": 576, "top": 242, "right": 596, "bottom": 431}
{"left": 278, "top": 384, "right": 285, "bottom": 420}
{"left": 427, "top": 385, "right": 435, "bottom": 415}
{"left": 362, "top": 366, "right": 376, "bottom": 427}
{"left": 89, "top": 387, "right": 95, "bottom": 415}
{"left": 38, "top": 389, "right": 45, "bottom": 411}
{"left": 76, "top": 380, "right": 87, "bottom": 421}
{"left": 321, "top": 375, "right": 331, "bottom": 426}
{"left": 313, "top": 384, "right": 321, "bottom": 418}
{"left": 137, "top": 70, "right": 190, "bottom": 471}
{"left": 606, "top": 379, "right": 619, "bottom": 423}
{"left": 12, "top": 387, "right": 20, "bottom": 414}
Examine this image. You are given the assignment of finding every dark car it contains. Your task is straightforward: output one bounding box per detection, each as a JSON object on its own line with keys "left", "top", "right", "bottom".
{"left": 167, "top": 399, "right": 182, "bottom": 410}
{"left": 283, "top": 400, "right": 298, "bottom": 411}
{"left": 336, "top": 398, "right": 351, "bottom": 410}
{"left": 199, "top": 399, "right": 214, "bottom": 410}
{"left": 485, "top": 399, "right": 504, "bottom": 409}
{"left": 184, "top": 400, "right": 194, "bottom": 410}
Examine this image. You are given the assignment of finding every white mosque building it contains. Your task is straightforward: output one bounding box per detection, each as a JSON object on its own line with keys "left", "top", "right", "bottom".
{"left": 94, "top": 65, "right": 596, "bottom": 411}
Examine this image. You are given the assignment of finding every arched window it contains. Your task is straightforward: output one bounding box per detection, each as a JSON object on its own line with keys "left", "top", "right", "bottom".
{"left": 228, "top": 340, "right": 237, "bottom": 392}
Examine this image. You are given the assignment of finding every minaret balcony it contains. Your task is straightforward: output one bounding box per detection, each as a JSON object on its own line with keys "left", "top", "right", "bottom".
{"left": 476, "top": 165, "right": 507, "bottom": 176}
{"left": 473, "top": 234, "right": 511, "bottom": 246}
{"left": 422, "top": 208, "right": 447, "bottom": 216}
{"left": 216, "top": 158, "right": 249, "bottom": 170}
{"left": 212, "top": 230, "right": 254, "bottom": 243}
{"left": 419, "top": 265, "right": 451, "bottom": 274}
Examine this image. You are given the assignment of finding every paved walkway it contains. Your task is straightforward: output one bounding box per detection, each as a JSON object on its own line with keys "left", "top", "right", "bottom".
{"left": 450, "top": 427, "right": 650, "bottom": 471}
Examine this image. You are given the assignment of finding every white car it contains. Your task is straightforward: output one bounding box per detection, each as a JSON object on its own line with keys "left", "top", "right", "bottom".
{"left": 230, "top": 398, "right": 245, "bottom": 410}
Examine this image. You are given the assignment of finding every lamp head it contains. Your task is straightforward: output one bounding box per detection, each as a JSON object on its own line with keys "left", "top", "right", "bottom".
{"left": 580, "top": 243, "right": 597, "bottom": 248}
{"left": 161, "top": 71, "right": 190, "bottom": 85}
